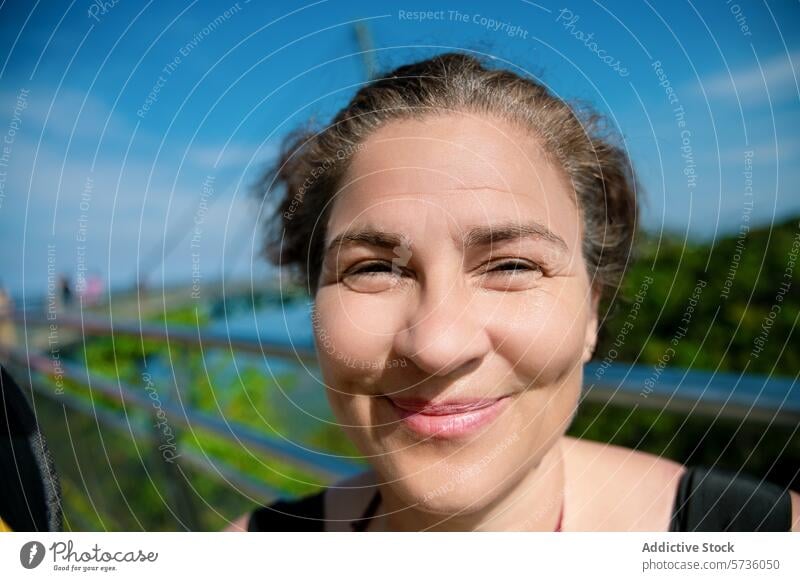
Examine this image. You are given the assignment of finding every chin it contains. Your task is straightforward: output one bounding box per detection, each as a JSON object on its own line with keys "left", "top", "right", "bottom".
{"left": 407, "top": 470, "right": 509, "bottom": 516}
{"left": 329, "top": 382, "right": 574, "bottom": 513}
{"left": 363, "top": 419, "right": 533, "bottom": 516}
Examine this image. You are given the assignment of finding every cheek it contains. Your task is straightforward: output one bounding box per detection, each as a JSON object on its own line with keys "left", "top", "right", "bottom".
{"left": 311, "top": 289, "right": 398, "bottom": 390}
{"left": 480, "top": 284, "right": 590, "bottom": 385}
{"left": 323, "top": 389, "right": 381, "bottom": 462}
{"left": 513, "top": 363, "right": 583, "bottom": 435}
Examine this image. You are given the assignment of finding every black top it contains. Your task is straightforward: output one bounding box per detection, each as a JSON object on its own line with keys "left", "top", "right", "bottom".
{"left": 248, "top": 465, "right": 793, "bottom": 532}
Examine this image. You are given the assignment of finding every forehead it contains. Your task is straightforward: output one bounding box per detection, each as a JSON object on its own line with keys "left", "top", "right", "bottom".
{"left": 329, "top": 113, "right": 581, "bottom": 248}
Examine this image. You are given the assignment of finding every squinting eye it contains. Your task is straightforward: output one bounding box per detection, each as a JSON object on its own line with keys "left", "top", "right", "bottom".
{"left": 347, "top": 261, "right": 399, "bottom": 277}
{"left": 342, "top": 261, "right": 407, "bottom": 293}
{"left": 487, "top": 260, "right": 541, "bottom": 275}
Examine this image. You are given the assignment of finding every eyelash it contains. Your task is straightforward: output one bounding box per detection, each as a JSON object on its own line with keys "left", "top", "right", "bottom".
{"left": 346, "top": 262, "right": 395, "bottom": 277}
{"left": 346, "top": 260, "right": 541, "bottom": 277}
{"left": 484, "top": 260, "right": 542, "bottom": 276}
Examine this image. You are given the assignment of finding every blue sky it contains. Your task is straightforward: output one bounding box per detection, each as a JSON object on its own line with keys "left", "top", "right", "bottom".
{"left": 0, "top": 0, "right": 798, "bottom": 297}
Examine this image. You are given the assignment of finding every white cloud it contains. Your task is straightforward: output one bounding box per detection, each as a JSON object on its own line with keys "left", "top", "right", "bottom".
{"left": 700, "top": 50, "right": 800, "bottom": 104}
{"left": 187, "top": 141, "right": 279, "bottom": 171}
{"left": 0, "top": 86, "right": 132, "bottom": 144}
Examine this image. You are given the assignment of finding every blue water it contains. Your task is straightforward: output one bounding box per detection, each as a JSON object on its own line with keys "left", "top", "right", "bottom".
{"left": 209, "top": 299, "right": 316, "bottom": 351}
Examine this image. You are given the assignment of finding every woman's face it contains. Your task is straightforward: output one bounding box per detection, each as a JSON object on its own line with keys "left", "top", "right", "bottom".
{"left": 313, "top": 112, "right": 599, "bottom": 516}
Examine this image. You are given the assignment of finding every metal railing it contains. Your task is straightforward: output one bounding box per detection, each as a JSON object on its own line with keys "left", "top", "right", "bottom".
{"left": 0, "top": 311, "right": 364, "bottom": 529}
{"left": 11, "top": 310, "right": 798, "bottom": 423}
{"left": 582, "top": 363, "right": 799, "bottom": 427}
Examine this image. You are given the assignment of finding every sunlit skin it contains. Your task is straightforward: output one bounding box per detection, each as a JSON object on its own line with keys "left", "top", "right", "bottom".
{"left": 226, "top": 110, "right": 800, "bottom": 532}
{"left": 312, "top": 111, "right": 598, "bottom": 531}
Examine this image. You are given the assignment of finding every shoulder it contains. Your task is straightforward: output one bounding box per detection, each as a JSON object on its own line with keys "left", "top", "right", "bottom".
{"left": 224, "top": 514, "right": 249, "bottom": 532}
{"left": 561, "top": 436, "right": 686, "bottom": 531}
{"left": 562, "top": 436, "right": 795, "bottom": 531}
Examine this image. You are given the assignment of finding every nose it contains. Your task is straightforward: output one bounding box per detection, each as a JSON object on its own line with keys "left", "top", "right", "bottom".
{"left": 392, "top": 276, "right": 492, "bottom": 377}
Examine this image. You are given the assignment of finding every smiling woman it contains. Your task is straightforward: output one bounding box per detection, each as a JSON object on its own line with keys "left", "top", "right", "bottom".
{"left": 228, "top": 52, "right": 798, "bottom": 532}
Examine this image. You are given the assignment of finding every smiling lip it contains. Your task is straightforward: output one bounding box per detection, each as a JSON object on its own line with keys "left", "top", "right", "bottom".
{"left": 386, "top": 395, "right": 512, "bottom": 439}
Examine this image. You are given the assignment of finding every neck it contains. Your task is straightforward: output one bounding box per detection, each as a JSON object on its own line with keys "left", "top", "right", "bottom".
{"left": 376, "top": 437, "right": 565, "bottom": 532}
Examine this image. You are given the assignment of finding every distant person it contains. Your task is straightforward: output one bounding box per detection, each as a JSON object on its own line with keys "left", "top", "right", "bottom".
{"left": 83, "top": 272, "right": 104, "bottom": 306}
{"left": 58, "top": 275, "right": 72, "bottom": 309}
{"left": 230, "top": 52, "right": 799, "bottom": 532}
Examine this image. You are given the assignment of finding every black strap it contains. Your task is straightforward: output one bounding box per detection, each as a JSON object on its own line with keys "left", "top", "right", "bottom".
{"left": 248, "top": 489, "right": 326, "bottom": 531}
{"left": 669, "top": 465, "right": 792, "bottom": 531}
{"left": 350, "top": 488, "right": 381, "bottom": 532}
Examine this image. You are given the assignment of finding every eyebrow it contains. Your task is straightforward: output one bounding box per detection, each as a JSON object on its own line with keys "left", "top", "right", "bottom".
{"left": 460, "top": 221, "right": 569, "bottom": 252}
{"left": 325, "top": 220, "right": 569, "bottom": 257}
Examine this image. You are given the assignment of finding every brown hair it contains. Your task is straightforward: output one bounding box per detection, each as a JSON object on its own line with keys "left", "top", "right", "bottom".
{"left": 255, "top": 51, "right": 638, "bottom": 300}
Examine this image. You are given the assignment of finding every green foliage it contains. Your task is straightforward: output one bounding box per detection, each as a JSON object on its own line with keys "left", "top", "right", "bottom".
{"left": 597, "top": 218, "right": 800, "bottom": 374}
{"left": 580, "top": 217, "right": 800, "bottom": 491}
